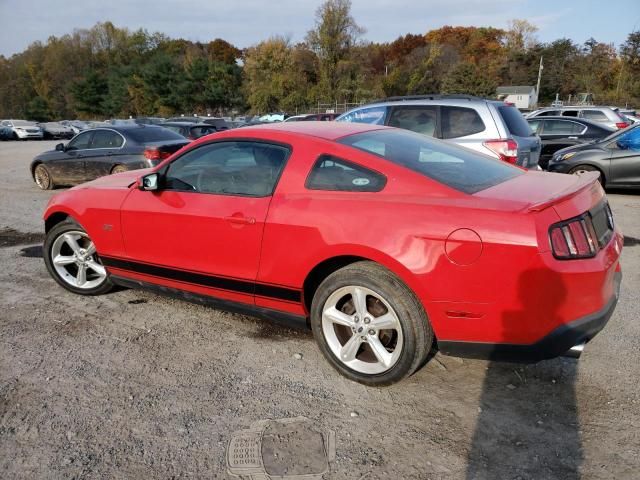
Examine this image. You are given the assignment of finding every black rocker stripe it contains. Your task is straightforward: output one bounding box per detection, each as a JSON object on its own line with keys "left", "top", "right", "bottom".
{"left": 101, "top": 256, "right": 301, "bottom": 303}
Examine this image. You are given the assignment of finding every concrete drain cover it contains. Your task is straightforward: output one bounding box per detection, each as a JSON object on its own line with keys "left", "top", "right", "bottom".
{"left": 227, "top": 417, "right": 335, "bottom": 479}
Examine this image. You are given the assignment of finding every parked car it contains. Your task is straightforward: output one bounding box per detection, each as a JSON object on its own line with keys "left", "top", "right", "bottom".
{"left": 1, "top": 119, "right": 43, "bottom": 140}
{"left": 526, "top": 106, "right": 629, "bottom": 130}
{"left": 134, "top": 117, "right": 166, "bottom": 125}
{"left": 165, "top": 117, "right": 229, "bottom": 131}
{"left": 30, "top": 125, "right": 189, "bottom": 190}
{"left": 547, "top": 123, "right": 640, "bottom": 188}
{"left": 60, "top": 120, "right": 90, "bottom": 134}
{"left": 38, "top": 122, "right": 75, "bottom": 140}
{"left": 527, "top": 116, "right": 615, "bottom": 169}
{"left": 284, "top": 113, "right": 339, "bottom": 122}
{"left": 41, "top": 122, "right": 621, "bottom": 385}
{"left": 160, "top": 122, "right": 218, "bottom": 140}
{"left": 336, "top": 95, "right": 541, "bottom": 169}
{"left": 0, "top": 124, "right": 13, "bottom": 140}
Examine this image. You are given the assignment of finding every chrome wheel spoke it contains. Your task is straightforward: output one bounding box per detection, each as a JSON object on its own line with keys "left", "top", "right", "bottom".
{"left": 351, "top": 286, "right": 368, "bottom": 317}
{"left": 340, "top": 334, "right": 362, "bottom": 362}
{"left": 370, "top": 312, "right": 398, "bottom": 331}
{"left": 63, "top": 233, "right": 82, "bottom": 254}
{"left": 53, "top": 254, "right": 75, "bottom": 266}
{"left": 85, "top": 242, "right": 96, "bottom": 256}
{"left": 86, "top": 260, "right": 106, "bottom": 277}
{"left": 368, "top": 337, "right": 393, "bottom": 368}
{"left": 76, "top": 264, "right": 87, "bottom": 286}
{"left": 323, "top": 306, "right": 354, "bottom": 328}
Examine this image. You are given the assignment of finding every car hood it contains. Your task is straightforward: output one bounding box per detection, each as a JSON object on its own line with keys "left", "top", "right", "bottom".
{"left": 474, "top": 169, "right": 600, "bottom": 212}
{"left": 554, "top": 140, "right": 607, "bottom": 156}
{"left": 72, "top": 168, "right": 152, "bottom": 190}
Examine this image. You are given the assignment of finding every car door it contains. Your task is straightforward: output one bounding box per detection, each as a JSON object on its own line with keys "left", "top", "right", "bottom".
{"left": 119, "top": 140, "right": 290, "bottom": 305}
{"left": 608, "top": 127, "right": 640, "bottom": 186}
{"left": 48, "top": 131, "right": 93, "bottom": 184}
{"left": 84, "top": 129, "right": 126, "bottom": 179}
{"left": 539, "top": 119, "right": 586, "bottom": 159}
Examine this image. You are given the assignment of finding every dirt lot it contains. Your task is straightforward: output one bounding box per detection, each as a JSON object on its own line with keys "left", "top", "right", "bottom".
{"left": 1, "top": 140, "right": 639, "bottom": 479}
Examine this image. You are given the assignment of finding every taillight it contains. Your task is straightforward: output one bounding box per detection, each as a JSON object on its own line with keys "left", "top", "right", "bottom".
{"left": 615, "top": 122, "right": 629, "bottom": 129}
{"left": 549, "top": 216, "right": 598, "bottom": 259}
{"left": 483, "top": 139, "right": 518, "bottom": 164}
{"left": 144, "top": 148, "right": 171, "bottom": 164}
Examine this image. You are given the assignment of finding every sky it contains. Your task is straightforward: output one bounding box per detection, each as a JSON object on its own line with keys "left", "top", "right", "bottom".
{"left": 0, "top": 0, "right": 638, "bottom": 57}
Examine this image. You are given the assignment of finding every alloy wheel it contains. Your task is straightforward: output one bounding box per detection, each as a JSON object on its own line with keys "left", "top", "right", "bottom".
{"left": 321, "top": 285, "right": 403, "bottom": 374}
{"left": 50, "top": 231, "right": 107, "bottom": 289}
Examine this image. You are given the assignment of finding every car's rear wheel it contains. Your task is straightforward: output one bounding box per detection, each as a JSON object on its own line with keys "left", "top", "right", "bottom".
{"left": 34, "top": 164, "right": 54, "bottom": 190}
{"left": 310, "top": 261, "right": 432, "bottom": 386}
{"left": 569, "top": 164, "right": 604, "bottom": 186}
{"left": 43, "top": 220, "right": 113, "bottom": 295}
{"left": 110, "top": 164, "right": 128, "bottom": 174}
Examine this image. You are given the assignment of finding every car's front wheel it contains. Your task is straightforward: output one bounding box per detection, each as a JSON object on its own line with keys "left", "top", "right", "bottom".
{"left": 43, "top": 220, "right": 113, "bottom": 295}
{"left": 310, "top": 261, "right": 433, "bottom": 386}
{"left": 34, "top": 164, "right": 54, "bottom": 190}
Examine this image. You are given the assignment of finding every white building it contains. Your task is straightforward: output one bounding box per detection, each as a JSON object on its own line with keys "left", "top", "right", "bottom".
{"left": 496, "top": 86, "right": 538, "bottom": 111}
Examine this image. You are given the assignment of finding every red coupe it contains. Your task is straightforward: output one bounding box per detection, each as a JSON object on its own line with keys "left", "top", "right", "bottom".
{"left": 42, "top": 122, "right": 623, "bottom": 385}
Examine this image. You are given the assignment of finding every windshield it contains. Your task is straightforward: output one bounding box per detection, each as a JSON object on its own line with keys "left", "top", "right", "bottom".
{"left": 338, "top": 128, "right": 522, "bottom": 194}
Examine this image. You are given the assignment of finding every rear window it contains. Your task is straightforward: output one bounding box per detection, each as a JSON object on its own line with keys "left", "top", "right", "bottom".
{"left": 497, "top": 106, "right": 533, "bottom": 137}
{"left": 338, "top": 129, "right": 522, "bottom": 194}
{"left": 126, "top": 126, "right": 185, "bottom": 143}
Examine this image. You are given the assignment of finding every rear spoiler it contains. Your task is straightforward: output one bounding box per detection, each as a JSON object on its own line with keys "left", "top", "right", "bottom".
{"left": 526, "top": 171, "right": 601, "bottom": 212}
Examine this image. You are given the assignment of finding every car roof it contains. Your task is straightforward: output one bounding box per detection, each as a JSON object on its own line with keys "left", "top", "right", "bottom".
{"left": 234, "top": 120, "right": 387, "bottom": 140}
{"left": 98, "top": 124, "right": 167, "bottom": 133}
{"left": 526, "top": 116, "right": 614, "bottom": 128}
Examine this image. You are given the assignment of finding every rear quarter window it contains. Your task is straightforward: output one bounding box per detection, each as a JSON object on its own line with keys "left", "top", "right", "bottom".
{"left": 441, "top": 106, "right": 486, "bottom": 139}
{"left": 498, "top": 106, "right": 533, "bottom": 137}
{"left": 306, "top": 155, "right": 386, "bottom": 192}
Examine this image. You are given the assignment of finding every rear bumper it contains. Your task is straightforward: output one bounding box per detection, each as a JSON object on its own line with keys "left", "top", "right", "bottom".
{"left": 438, "top": 270, "right": 621, "bottom": 362}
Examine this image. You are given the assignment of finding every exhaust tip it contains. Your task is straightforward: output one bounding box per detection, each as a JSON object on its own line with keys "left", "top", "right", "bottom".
{"left": 563, "top": 343, "right": 585, "bottom": 359}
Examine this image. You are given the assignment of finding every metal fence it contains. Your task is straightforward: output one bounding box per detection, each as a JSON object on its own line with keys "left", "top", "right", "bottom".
{"left": 308, "top": 101, "right": 365, "bottom": 115}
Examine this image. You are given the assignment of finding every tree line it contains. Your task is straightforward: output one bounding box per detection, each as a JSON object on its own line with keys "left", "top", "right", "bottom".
{"left": 1, "top": 0, "right": 639, "bottom": 121}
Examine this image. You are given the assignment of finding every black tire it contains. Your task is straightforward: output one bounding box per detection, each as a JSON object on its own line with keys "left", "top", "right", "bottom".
{"left": 310, "top": 261, "right": 433, "bottom": 386}
{"left": 43, "top": 219, "right": 113, "bottom": 296}
{"left": 111, "top": 164, "right": 128, "bottom": 174}
{"left": 569, "top": 164, "right": 605, "bottom": 186}
{"left": 33, "top": 164, "right": 54, "bottom": 190}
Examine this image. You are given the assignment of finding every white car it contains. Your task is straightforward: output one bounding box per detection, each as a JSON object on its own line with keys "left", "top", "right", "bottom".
{"left": 1, "top": 119, "right": 43, "bottom": 140}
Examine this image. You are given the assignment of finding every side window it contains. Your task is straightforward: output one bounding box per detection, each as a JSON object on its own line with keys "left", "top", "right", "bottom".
{"left": 165, "top": 141, "right": 289, "bottom": 196}
{"left": 542, "top": 120, "right": 583, "bottom": 135}
{"left": 91, "top": 130, "right": 124, "bottom": 148}
{"left": 581, "top": 110, "right": 608, "bottom": 122}
{"left": 388, "top": 106, "right": 438, "bottom": 137}
{"left": 306, "top": 155, "right": 386, "bottom": 192}
{"left": 528, "top": 120, "right": 541, "bottom": 133}
{"left": 616, "top": 127, "right": 640, "bottom": 151}
{"left": 537, "top": 110, "right": 559, "bottom": 116}
{"left": 67, "top": 131, "right": 93, "bottom": 150}
{"left": 562, "top": 110, "right": 579, "bottom": 117}
{"left": 441, "top": 106, "right": 486, "bottom": 139}
{"left": 338, "top": 106, "right": 387, "bottom": 125}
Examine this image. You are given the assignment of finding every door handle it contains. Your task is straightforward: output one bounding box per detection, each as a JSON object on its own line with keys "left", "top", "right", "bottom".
{"left": 224, "top": 215, "right": 256, "bottom": 225}
{"left": 568, "top": 136, "right": 578, "bottom": 140}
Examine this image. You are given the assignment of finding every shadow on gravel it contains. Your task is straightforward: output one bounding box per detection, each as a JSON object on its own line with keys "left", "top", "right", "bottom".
{"left": 467, "top": 268, "right": 582, "bottom": 479}
{"left": 247, "top": 322, "right": 313, "bottom": 342}
{"left": 623, "top": 235, "right": 640, "bottom": 247}
{"left": 0, "top": 227, "right": 44, "bottom": 247}
{"left": 19, "top": 245, "right": 43, "bottom": 258}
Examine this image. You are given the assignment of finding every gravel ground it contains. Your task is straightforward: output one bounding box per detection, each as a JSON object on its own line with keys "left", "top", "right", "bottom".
{"left": 1, "top": 140, "right": 639, "bottom": 479}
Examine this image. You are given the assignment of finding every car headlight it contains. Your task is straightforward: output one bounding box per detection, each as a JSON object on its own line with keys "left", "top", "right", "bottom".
{"left": 559, "top": 152, "right": 576, "bottom": 161}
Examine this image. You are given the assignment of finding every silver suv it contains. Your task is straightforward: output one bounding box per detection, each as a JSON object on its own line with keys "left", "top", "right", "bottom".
{"left": 526, "top": 106, "right": 629, "bottom": 130}
{"left": 336, "top": 95, "right": 541, "bottom": 169}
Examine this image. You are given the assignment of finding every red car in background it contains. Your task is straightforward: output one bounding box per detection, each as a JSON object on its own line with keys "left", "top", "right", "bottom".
{"left": 42, "top": 122, "right": 622, "bottom": 385}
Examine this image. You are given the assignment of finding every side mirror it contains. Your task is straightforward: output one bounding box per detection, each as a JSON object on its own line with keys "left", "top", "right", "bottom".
{"left": 139, "top": 173, "right": 159, "bottom": 191}
{"left": 55, "top": 143, "right": 65, "bottom": 152}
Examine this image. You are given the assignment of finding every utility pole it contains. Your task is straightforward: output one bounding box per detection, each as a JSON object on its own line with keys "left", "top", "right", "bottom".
{"left": 535, "top": 56, "right": 543, "bottom": 108}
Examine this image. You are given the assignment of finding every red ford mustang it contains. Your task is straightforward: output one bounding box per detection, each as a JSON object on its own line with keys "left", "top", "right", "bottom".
{"left": 42, "top": 122, "right": 623, "bottom": 385}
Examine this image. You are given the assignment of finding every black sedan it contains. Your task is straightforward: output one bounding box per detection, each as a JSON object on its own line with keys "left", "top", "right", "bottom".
{"left": 547, "top": 123, "right": 640, "bottom": 188}
{"left": 160, "top": 122, "right": 218, "bottom": 140}
{"left": 30, "top": 125, "right": 188, "bottom": 190}
{"left": 527, "top": 116, "right": 615, "bottom": 169}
